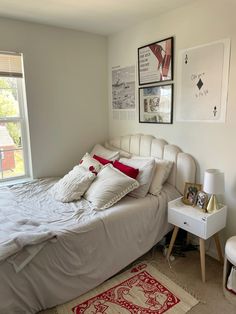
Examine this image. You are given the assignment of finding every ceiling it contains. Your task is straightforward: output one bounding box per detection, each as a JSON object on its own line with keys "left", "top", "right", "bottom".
{"left": 0, "top": 0, "right": 193, "bottom": 35}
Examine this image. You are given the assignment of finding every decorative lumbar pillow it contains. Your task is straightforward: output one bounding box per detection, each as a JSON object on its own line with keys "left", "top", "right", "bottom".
{"left": 90, "top": 144, "right": 119, "bottom": 161}
{"left": 50, "top": 166, "right": 96, "bottom": 203}
{"left": 79, "top": 152, "right": 103, "bottom": 175}
{"left": 113, "top": 160, "right": 139, "bottom": 179}
{"left": 84, "top": 164, "right": 139, "bottom": 210}
{"left": 119, "top": 158, "right": 156, "bottom": 198}
{"left": 93, "top": 154, "right": 113, "bottom": 166}
{"left": 149, "top": 159, "right": 173, "bottom": 196}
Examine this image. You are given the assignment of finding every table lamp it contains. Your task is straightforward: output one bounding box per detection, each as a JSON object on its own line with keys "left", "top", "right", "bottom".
{"left": 203, "top": 169, "right": 225, "bottom": 213}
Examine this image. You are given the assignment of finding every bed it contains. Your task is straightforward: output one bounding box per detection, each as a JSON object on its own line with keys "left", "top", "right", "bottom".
{"left": 0, "top": 134, "right": 196, "bottom": 313}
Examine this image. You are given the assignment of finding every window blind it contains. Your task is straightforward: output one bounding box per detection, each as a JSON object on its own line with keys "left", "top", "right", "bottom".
{"left": 0, "top": 52, "right": 23, "bottom": 78}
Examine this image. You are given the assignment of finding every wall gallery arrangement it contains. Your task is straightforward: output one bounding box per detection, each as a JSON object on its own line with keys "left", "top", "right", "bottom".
{"left": 111, "top": 37, "right": 174, "bottom": 124}
{"left": 111, "top": 37, "right": 230, "bottom": 125}
{"left": 138, "top": 36, "right": 174, "bottom": 124}
{"left": 176, "top": 39, "right": 230, "bottom": 122}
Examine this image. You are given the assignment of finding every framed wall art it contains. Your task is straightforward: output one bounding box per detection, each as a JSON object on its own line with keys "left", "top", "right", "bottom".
{"left": 139, "top": 84, "right": 173, "bottom": 124}
{"left": 112, "top": 65, "right": 135, "bottom": 110}
{"left": 138, "top": 37, "right": 173, "bottom": 85}
{"left": 176, "top": 39, "right": 230, "bottom": 122}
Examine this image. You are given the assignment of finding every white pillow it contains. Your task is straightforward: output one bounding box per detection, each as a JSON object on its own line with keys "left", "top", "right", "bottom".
{"left": 50, "top": 166, "right": 96, "bottom": 203}
{"left": 149, "top": 159, "right": 173, "bottom": 195}
{"left": 131, "top": 156, "right": 173, "bottom": 196}
{"left": 80, "top": 152, "right": 103, "bottom": 174}
{"left": 84, "top": 164, "right": 139, "bottom": 210}
{"left": 119, "top": 158, "right": 156, "bottom": 198}
{"left": 90, "top": 144, "right": 119, "bottom": 161}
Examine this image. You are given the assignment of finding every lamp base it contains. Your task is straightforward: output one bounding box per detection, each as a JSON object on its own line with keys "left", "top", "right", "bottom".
{"left": 206, "top": 194, "right": 219, "bottom": 213}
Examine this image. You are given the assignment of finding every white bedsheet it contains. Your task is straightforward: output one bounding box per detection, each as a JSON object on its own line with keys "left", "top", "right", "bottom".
{"left": 0, "top": 179, "right": 180, "bottom": 313}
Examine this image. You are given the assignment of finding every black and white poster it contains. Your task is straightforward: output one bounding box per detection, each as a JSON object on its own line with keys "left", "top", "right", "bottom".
{"left": 177, "top": 39, "right": 230, "bottom": 122}
{"left": 112, "top": 65, "right": 135, "bottom": 110}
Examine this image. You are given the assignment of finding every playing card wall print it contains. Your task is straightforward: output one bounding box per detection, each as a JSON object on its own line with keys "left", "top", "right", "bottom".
{"left": 138, "top": 37, "right": 173, "bottom": 85}
{"left": 176, "top": 39, "right": 230, "bottom": 122}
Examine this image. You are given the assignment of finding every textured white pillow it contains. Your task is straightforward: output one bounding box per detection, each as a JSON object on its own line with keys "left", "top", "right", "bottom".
{"left": 90, "top": 144, "right": 119, "bottom": 161}
{"left": 50, "top": 166, "right": 96, "bottom": 203}
{"left": 80, "top": 152, "right": 103, "bottom": 174}
{"left": 84, "top": 164, "right": 139, "bottom": 210}
{"left": 119, "top": 158, "right": 156, "bottom": 198}
{"left": 149, "top": 159, "right": 173, "bottom": 195}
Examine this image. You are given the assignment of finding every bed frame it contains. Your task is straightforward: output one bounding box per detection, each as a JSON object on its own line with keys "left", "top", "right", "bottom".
{"left": 0, "top": 134, "right": 197, "bottom": 313}
{"left": 105, "top": 133, "right": 196, "bottom": 194}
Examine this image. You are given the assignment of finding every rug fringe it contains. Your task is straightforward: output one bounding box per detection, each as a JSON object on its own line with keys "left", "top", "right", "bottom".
{"left": 130, "top": 256, "right": 206, "bottom": 305}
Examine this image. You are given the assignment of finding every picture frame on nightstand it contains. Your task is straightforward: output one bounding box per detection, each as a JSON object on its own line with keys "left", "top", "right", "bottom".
{"left": 182, "top": 182, "right": 202, "bottom": 206}
{"left": 195, "top": 191, "right": 208, "bottom": 211}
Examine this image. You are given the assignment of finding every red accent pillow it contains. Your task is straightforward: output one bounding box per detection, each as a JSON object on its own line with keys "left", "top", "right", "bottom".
{"left": 93, "top": 154, "right": 113, "bottom": 166}
{"left": 113, "top": 160, "right": 139, "bottom": 179}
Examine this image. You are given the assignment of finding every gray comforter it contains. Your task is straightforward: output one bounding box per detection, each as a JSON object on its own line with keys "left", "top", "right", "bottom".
{"left": 0, "top": 179, "right": 180, "bottom": 313}
{"left": 0, "top": 179, "right": 94, "bottom": 269}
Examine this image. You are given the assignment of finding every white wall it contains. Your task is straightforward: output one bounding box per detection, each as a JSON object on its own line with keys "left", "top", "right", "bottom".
{"left": 0, "top": 17, "right": 108, "bottom": 177}
{"left": 108, "top": 0, "right": 236, "bottom": 241}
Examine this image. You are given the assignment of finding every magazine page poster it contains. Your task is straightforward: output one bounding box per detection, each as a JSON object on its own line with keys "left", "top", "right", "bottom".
{"left": 112, "top": 65, "right": 135, "bottom": 110}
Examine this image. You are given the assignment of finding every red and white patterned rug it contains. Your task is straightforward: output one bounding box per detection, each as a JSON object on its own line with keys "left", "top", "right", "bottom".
{"left": 56, "top": 263, "right": 198, "bottom": 314}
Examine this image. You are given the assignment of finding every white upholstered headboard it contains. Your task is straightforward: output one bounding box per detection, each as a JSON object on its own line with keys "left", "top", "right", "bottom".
{"left": 105, "top": 134, "right": 196, "bottom": 195}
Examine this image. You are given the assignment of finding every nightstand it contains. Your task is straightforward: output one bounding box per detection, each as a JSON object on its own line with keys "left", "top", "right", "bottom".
{"left": 167, "top": 197, "right": 227, "bottom": 282}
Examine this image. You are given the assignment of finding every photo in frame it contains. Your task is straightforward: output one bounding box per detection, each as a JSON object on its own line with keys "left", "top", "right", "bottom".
{"left": 138, "top": 37, "right": 173, "bottom": 85}
{"left": 195, "top": 191, "right": 208, "bottom": 211}
{"left": 182, "top": 183, "right": 202, "bottom": 206}
{"left": 139, "top": 84, "right": 173, "bottom": 124}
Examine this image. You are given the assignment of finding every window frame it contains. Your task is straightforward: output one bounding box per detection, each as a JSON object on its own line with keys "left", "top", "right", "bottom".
{"left": 0, "top": 61, "right": 32, "bottom": 184}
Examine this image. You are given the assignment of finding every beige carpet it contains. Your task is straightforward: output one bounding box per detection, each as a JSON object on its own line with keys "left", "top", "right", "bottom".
{"left": 41, "top": 249, "right": 235, "bottom": 314}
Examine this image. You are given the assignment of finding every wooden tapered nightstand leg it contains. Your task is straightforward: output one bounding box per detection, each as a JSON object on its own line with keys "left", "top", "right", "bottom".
{"left": 199, "top": 238, "right": 206, "bottom": 283}
{"left": 213, "top": 233, "right": 224, "bottom": 264}
{"left": 166, "top": 226, "right": 179, "bottom": 261}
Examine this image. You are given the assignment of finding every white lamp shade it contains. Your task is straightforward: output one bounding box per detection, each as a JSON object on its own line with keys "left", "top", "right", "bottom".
{"left": 203, "top": 169, "right": 225, "bottom": 194}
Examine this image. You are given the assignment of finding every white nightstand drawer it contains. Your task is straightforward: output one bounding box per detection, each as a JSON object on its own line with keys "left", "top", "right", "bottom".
{"left": 167, "top": 197, "right": 227, "bottom": 282}
{"left": 168, "top": 208, "right": 206, "bottom": 238}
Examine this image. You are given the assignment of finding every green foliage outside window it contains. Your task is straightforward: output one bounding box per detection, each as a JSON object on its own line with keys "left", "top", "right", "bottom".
{"left": 0, "top": 77, "right": 24, "bottom": 178}
{"left": 0, "top": 78, "right": 21, "bottom": 147}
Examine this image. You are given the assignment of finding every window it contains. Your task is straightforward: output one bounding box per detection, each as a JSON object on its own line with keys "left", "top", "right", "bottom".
{"left": 0, "top": 52, "right": 31, "bottom": 183}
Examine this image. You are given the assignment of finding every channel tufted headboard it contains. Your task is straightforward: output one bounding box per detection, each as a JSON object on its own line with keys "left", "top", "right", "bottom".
{"left": 105, "top": 134, "right": 196, "bottom": 195}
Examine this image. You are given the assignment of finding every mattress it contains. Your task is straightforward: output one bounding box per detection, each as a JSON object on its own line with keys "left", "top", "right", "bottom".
{"left": 0, "top": 179, "right": 180, "bottom": 313}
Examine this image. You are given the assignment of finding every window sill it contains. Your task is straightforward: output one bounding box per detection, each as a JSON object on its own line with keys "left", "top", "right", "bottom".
{"left": 0, "top": 177, "right": 33, "bottom": 187}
